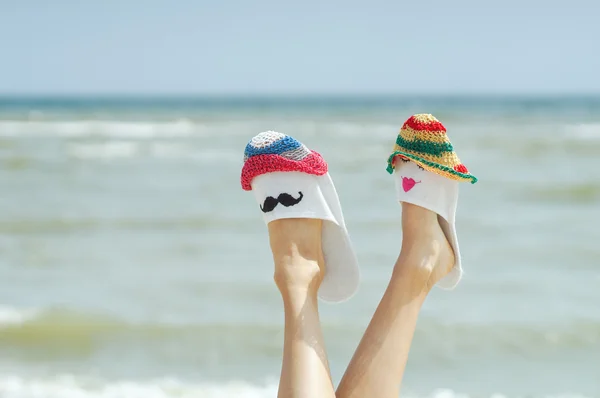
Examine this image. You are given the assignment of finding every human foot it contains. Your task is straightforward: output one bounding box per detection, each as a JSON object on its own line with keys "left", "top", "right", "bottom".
{"left": 268, "top": 218, "right": 326, "bottom": 295}
{"left": 394, "top": 202, "right": 455, "bottom": 291}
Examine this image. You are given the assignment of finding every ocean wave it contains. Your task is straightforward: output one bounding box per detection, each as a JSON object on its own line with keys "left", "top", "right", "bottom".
{"left": 67, "top": 142, "right": 140, "bottom": 159}
{"left": 0, "top": 215, "right": 252, "bottom": 234}
{"left": 0, "top": 374, "right": 592, "bottom": 398}
{"left": 65, "top": 142, "right": 239, "bottom": 161}
{"left": 513, "top": 182, "right": 600, "bottom": 203}
{"left": 1, "top": 307, "right": 598, "bottom": 355}
{"left": 0, "top": 120, "right": 201, "bottom": 138}
{"left": 0, "top": 119, "right": 347, "bottom": 139}
{"left": 0, "top": 118, "right": 399, "bottom": 140}
{"left": 0, "top": 375, "right": 278, "bottom": 398}
{"left": 469, "top": 129, "right": 600, "bottom": 159}
{"left": 565, "top": 123, "right": 600, "bottom": 141}
{"left": 0, "top": 307, "right": 282, "bottom": 357}
{"left": 0, "top": 307, "right": 39, "bottom": 326}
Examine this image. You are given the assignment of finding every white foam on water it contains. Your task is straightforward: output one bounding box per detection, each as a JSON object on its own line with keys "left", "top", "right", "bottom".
{"left": 0, "top": 375, "right": 277, "bottom": 398}
{"left": 149, "top": 143, "right": 193, "bottom": 159}
{"left": 64, "top": 142, "right": 239, "bottom": 161}
{"left": 564, "top": 123, "right": 600, "bottom": 140}
{"left": 0, "top": 375, "right": 592, "bottom": 398}
{"left": 67, "top": 142, "right": 140, "bottom": 159}
{"left": 0, "top": 119, "right": 403, "bottom": 139}
{"left": 149, "top": 143, "right": 240, "bottom": 163}
{"left": 0, "top": 306, "right": 39, "bottom": 326}
{"left": 0, "top": 120, "right": 198, "bottom": 138}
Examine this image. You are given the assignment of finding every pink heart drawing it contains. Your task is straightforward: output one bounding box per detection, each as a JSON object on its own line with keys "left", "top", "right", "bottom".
{"left": 402, "top": 177, "right": 421, "bottom": 192}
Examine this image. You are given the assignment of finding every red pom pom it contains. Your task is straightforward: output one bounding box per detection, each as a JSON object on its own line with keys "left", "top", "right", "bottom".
{"left": 453, "top": 164, "right": 468, "bottom": 173}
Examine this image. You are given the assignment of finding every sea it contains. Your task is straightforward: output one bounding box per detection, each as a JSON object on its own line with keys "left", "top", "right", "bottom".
{"left": 0, "top": 95, "right": 598, "bottom": 398}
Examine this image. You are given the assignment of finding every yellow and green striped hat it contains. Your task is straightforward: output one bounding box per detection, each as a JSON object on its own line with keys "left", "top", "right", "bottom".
{"left": 386, "top": 114, "right": 477, "bottom": 183}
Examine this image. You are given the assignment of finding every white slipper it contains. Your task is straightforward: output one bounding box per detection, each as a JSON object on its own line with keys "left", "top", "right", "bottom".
{"left": 386, "top": 114, "right": 478, "bottom": 288}
{"left": 241, "top": 131, "right": 360, "bottom": 303}
{"left": 393, "top": 159, "right": 462, "bottom": 288}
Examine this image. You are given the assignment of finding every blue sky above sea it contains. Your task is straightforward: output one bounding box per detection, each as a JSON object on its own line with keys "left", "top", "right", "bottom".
{"left": 1, "top": 0, "right": 599, "bottom": 96}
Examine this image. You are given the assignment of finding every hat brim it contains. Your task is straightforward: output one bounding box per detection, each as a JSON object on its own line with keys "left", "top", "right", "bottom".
{"left": 386, "top": 151, "right": 477, "bottom": 184}
{"left": 241, "top": 152, "right": 328, "bottom": 191}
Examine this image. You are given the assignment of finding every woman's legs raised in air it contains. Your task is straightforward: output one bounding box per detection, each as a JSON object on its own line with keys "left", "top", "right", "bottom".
{"left": 336, "top": 202, "right": 455, "bottom": 398}
{"left": 267, "top": 218, "right": 336, "bottom": 398}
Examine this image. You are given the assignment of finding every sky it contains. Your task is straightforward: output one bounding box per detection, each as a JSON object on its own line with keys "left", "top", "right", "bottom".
{"left": 1, "top": 0, "right": 599, "bottom": 96}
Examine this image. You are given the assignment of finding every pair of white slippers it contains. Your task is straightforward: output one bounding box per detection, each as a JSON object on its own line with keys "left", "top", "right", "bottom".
{"left": 241, "top": 127, "right": 474, "bottom": 303}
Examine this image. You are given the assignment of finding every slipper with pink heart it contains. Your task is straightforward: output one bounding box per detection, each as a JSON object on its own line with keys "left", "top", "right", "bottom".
{"left": 386, "top": 114, "right": 477, "bottom": 289}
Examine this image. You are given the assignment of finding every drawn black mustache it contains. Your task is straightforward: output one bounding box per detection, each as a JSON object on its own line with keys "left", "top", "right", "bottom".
{"left": 260, "top": 191, "right": 304, "bottom": 213}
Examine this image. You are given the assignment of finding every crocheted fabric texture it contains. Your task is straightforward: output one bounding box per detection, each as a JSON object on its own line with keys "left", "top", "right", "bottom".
{"left": 241, "top": 131, "right": 328, "bottom": 191}
{"left": 386, "top": 114, "right": 477, "bottom": 183}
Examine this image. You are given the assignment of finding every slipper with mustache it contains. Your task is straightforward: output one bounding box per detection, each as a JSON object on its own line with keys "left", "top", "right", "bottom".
{"left": 241, "top": 131, "right": 360, "bottom": 303}
{"left": 387, "top": 114, "right": 477, "bottom": 289}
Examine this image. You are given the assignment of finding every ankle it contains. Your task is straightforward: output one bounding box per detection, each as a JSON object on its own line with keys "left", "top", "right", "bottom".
{"left": 269, "top": 239, "right": 322, "bottom": 264}
{"left": 391, "top": 247, "right": 436, "bottom": 291}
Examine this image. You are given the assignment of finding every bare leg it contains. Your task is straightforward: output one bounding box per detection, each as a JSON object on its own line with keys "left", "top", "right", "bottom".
{"left": 336, "top": 203, "right": 455, "bottom": 398}
{"left": 268, "top": 218, "right": 336, "bottom": 398}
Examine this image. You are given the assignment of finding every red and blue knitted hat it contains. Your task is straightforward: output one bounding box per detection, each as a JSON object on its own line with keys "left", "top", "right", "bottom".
{"left": 241, "top": 131, "right": 328, "bottom": 191}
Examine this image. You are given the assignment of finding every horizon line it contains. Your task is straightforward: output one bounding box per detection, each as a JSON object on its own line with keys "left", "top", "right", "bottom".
{"left": 1, "top": 92, "right": 600, "bottom": 100}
